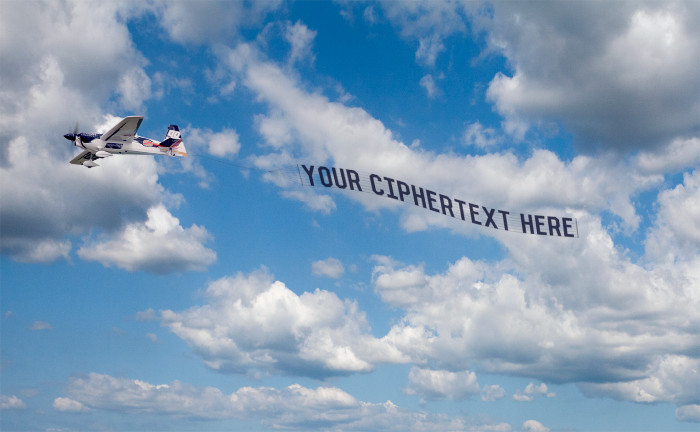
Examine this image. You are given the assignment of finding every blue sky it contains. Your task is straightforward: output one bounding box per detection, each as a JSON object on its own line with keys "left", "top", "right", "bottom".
{"left": 1, "top": 1, "right": 699, "bottom": 431}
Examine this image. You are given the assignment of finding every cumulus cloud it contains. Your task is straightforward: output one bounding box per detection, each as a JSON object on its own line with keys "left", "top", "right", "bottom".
{"left": 201, "top": 40, "right": 700, "bottom": 419}
{"left": 160, "top": 269, "right": 403, "bottom": 378}
{"left": 77, "top": 205, "right": 216, "bottom": 274}
{"left": 218, "top": 42, "right": 666, "bottom": 235}
{"left": 676, "top": 404, "right": 700, "bottom": 423}
{"left": 480, "top": 1, "right": 700, "bottom": 151}
{"left": 522, "top": 419, "right": 550, "bottom": 432}
{"left": 117, "top": 66, "right": 152, "bottom": 112}
{"left": 53, "top": 397, "right": 91, "bottom": 413}
{"left": 480, "top": 384, "right": 506, "bottom": 402}
{"left": 644, "top": 170, "right": 700, "bottom": 264}
{"left": 58, "top": 372, "right": 507, "bottom": 431}
{"left": 187, "top": 127, "right": 242, "bottom": 159}
{"left": 370, "top": 215, "right": 700, "bottom": 407}
{"left": 0, "top": 0, "right": 201, "bottom": 268}
{"left": 463, "top": 121, "right": 502, "bottom": 149}
{"left": 579, "top": 355, "right": 700, "bottom": 406}
{"left": 513, "top": 383, "right": 555, "bottom": 402}
{"left": 635, "top": 138, "right": 700, "bottom": 175}
{"left": 0, "top": 395, "right": 26, "bottom": 410}
{"left": 153, "top": 0, "right": 283, "bottom": 45}
{"left": 360, "top": 1, "right": 699, "bottom": 152}
{"left": 376, "top": 1, "right": 468, "bottom": 67}
{"left": 312, "top": 257, "right": 345, "bottom": 279}
{"left": 405, "top": 367, "right": 480, "bottom": 401}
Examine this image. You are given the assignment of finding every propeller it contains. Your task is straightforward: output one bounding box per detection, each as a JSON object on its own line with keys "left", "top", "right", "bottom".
{"left": 63, "top": 123, "right": 79, "bottom": 144}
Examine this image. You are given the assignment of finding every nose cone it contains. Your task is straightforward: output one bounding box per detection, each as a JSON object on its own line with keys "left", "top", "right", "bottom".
{"left": 64, "top": 133, "right": 76, "bottom": 141}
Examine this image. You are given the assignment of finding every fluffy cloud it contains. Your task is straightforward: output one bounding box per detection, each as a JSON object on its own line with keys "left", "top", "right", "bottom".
{"left": 370, "top": 214, "right": 699, "bottom": 409}
{"left": 58, "top": 372, "right": 509, "bottom": 431}
{"left": 285, "top": 20, "right": 316, "bottom": 65}
{"left": 462, "top": 122, "right": 502, "bottom": 149}
{"left": 153, "top": 0, "right": 283, "bottom": 45}
{"left": 0, "top": 395, "right": 26, "bottom": 410}
{"left": 53, "top": 397, "right": 90, "bottom": 413}
{"left": 635, "top": 138, "right": 700, "bottom": 175}
{"left": 77, "top": 205, "right": 216, "bottom": 274}
{"left": 644, "top": 170, "right": 700, "bottom": 264}
{"left": 579, "top": 355, "right": 700, "bottom": 406}
{"left": 480, "top": 1, "right": 700, "bottom": 151}
{"left": 221, "top": 42, "right": 663, "bottom": 234}
{"left": 405, "top": 367, "right": 480, "bottom": 401}
{"left": 312, "top": 257, "right": 345, "bottom": 279}
{"left": 364, "top": 1, "right": 699, "bottom": 152}
{"left": 480, "top": 384, "right": 506, "bottom": 402}
{"left": 186, "top": 127, "right": 242, "bottom": 159}
{"left": 676, "top": 404, "right": 700, "bottom": 423}
{"left": 0, "top": 0, "right": 206, "bottom": 269}
{"left": 522, "top": 420, "right": 550, "bottom": 432}
{"left": 160, "top": 269, "right": 402, "bottom": 378}
{"left": 0, "top": 1, "right": 148, "bottom": 109}
{"left": 376, "top": 1, "right": 468, "bottom": 67}
{"left": 512, "top": 383, "right": 555, "bottom": 402}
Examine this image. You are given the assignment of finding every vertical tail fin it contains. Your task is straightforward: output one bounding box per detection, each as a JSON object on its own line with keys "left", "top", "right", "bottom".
{"left": 161, "top": 125, "right": 187, "bottom": 157}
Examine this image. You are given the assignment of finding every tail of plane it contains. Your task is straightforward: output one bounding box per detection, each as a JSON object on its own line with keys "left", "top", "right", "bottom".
{"left": 161, "top": 125, "right": 187, "bottom": 157}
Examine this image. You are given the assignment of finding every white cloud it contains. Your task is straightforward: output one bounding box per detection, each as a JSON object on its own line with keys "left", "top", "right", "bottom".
{"left": 160, "top": 269, "right": 401, "bottom": 378}
{"left": 0, "top": 1, "right": 149, "bottom": 107}
{"left": 187, "top": 127, "right": 242, "bottom": 159}
{"left": 463, "top": 122, "right": 502, "bottom": 149}
{"left": 522, "top": 419, "right": 550, "bottom": 432}
{"left": 480, "top": 1, "right": 700, "bottom": 151}
{"left": 59, "top": 372, "right": 508, "bottom": 431}
{"left": 53, "top": 397, "right": 90, "bottom": 413}
{"left": 153, "top": 0, "right": 283, "bottom": 45}
{"left": 135, "top": 308, "right": 156, "bottom": 321}
{"left": 377, "top": 1, "right": 468, "bottom": 67}
{"left": 579, "top": 355, "right": 700, "bottom": 406}
{"left": 312, "top": 257, "right": 345, "bottom": 279}
{"left": 30, "top": 321, "right": 52, "bottom": 331}
{"left": 281, "top": 189, "right": 337, "bottom": 215}
{"left": 635, "top": 137, "right": 700, "bottom": 175}
{"left": 405, "top": 367, "right": 480, "bottom": 401}
{"left": 117, "top": 66, "right": 152, "bottom": 112}
{"left": 77, "top": 205, "right": 216, "bottom": 274}
{"left": 0, "top": 395, "right": 26, "bottom": 410}
{"left": 644, "top": 170, "right": 700, "bottom": 264}
{"left": 198, "top": 26, "right": 700, "bottom": 421}
{"left": 513, "top": 383, "right": 555, "bottom": 402}
{"left": 419, "top": 74, "right": 440, "bottom": 99}
{"left": 0, "top": 0, "right": 195, "bottom": 267}
{"left": 371, "top": 214, "right": 700, "bottom": 402}
{"left": 415, "top": 34, "right": 445, "bottom": 67}
{"left": 285, "top": 21, "right": 316, "bottom": 65}
{"left": 676, "top": 404, "right": 700, "bottom": 423}
{"left": 480, "top": 384, "right": 506, "bottom": 402}
{"left": 219, "top": 42, "right": 665, "bottom": 235}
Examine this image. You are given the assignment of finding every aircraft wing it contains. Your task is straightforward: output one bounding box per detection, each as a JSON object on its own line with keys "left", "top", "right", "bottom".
{"left": 101, "top": 116, "right": 144, "bottom": 144}
{"left": 70, "top": 150, "right": 94, "bottom": 165}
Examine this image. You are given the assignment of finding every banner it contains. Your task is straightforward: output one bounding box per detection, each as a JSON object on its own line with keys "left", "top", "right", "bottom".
{"left": 296, "top": 165, "right": 578, "bottom": 238}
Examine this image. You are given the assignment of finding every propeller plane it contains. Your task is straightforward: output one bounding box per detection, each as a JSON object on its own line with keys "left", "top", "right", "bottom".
{"left": 64, "top": 116, "right": 187, "bottom": 168}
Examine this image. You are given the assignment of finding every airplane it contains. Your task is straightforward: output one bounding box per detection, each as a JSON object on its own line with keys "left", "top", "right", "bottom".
{"left": 64, "top": 116, "right": 187, "bottom": 168}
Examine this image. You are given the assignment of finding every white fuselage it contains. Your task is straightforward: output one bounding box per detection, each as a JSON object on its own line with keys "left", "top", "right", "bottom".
{"left": 81, "top": 135, "right": 186, "bottom": 157}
